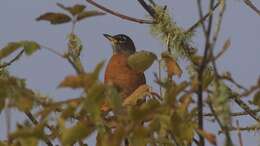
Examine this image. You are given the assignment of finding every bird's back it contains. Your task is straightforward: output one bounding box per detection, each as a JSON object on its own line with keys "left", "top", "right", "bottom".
{"left": 105, "top": 53, "right": 146, "bottom": 98}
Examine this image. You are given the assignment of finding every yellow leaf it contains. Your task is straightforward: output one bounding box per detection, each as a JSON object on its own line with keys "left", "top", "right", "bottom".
{"left": 77, "top": 11, "right": 106, "bottom": 22}
{"left": 197, "top": 129, "right": 217, "bottom": 146}
{"left": 59, "top": 75, "right": 85, "bottom": 89}
{"left": 0, "top": 42, "right": 21, "bottom": 59}
{"left": 179, "top": 94, "right": 192, "bottom": 111}
{"left": 128, "top": 51, "right": 157, "bottom": 72}
{"left": 57, "top": 3, "right": 85, "bottom": 16}
{"left": 161, "top": 52, "right": 182, "bottom": 78}
{"left": 123, "top": 84, "right": 150, "bottom": 106}
{"left": 16, "top": 97, "right": 33, "bottom": 112}
{"left": 61, "top": 121, "right": 95, "bottom": 145}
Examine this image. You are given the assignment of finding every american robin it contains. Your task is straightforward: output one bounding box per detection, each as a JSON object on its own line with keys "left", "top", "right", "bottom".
{"left": 103, "top": 34, "right": 146, "bottom": 99}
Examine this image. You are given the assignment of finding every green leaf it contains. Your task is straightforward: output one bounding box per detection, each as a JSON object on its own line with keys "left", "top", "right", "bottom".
{"left": 59, "top": 61, "right": 104, "bottom": 90}
{"left": 84, "top": 83, "right": 106, "bottom": 121}
{"left": 202, "top": 69, "right": 214, "bottom": 89}
{"left": 77, "top": 11, "right": 106, "bottom": 21}
{"left": 252, "top": 91, "right": 260, "bottom": 106}
{"left": 18, "top": 137, "right": 38, "bottom": 146}
{"left": 106, "top": 84, "right": 121, "bottom": 110}
{"left": 20, "top": 41, "right": 40, "bottom": 55}
{"left": 130, "top": 127, "right": 149, "bottom": 146}
{"left": 0, "top": 42, "right": 21, "bottom": 60}
{"left": 128, "top": 51, "right": 157, "bottom": 72}
{"left": 36, "top": 12, "right": 71, "bottom": 25}
{"left": 129, "top": 100, "right": 160, "bottom": 122}
{"left": 10, "top": 124, "right": 45, "bottom": 139}
{"left": 211, "top": 81, "right": 232, "bottom": 125}
{"left": 57, "top": 3, "right": 86, "bottom": 16}
{"left": 16, "top": 96, "right": 34, "bottom": 112}
{"left": 61, "top": 121, "right": 95, "bottom": 146}
{"left": 0, "top": 41, "right": 40, "bottom": 60}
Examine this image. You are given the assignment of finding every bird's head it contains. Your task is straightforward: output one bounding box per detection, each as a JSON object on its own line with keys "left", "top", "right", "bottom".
{"left": 103, "top": 34, "right": 136, "bottom": 54}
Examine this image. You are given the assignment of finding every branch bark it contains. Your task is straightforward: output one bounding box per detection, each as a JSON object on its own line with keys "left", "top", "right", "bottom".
{"left": 243, "top": 0, "right": 260, "bottom": 16}
{"left": 0, "top": 50, "right": 24, "bottom": 69}
{"left": 85, "top": 0, "right": 154, "bottom": 24}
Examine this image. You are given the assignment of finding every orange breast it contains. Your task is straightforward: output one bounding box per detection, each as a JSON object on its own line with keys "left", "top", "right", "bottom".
{"left": 105, "top": 53, "right": 146, "bottom": 98}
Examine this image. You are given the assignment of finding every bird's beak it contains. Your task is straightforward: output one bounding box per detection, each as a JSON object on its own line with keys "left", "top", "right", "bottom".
{"left": 103, "top": 34, "right": 118, "bottom": 44}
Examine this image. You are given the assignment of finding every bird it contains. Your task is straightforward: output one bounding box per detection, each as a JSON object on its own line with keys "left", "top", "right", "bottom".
{"left": 103, "top": 33, "right": 146, "bottom": 99}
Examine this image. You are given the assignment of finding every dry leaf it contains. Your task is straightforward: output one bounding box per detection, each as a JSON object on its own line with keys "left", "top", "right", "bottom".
{"left": 161, "top": 52, "right": 182, "bottom": 78}
{"left": 123, "top": 84, "right": 150, "bottom": 106}
{"left": 36, "top": 12, "right": 71, "bottom": 25}
{"left": 100, "top": 101, "right": 110, "bottom": 112}
{"left": 223, "top": 39, "right": 231, "bottom": 50}
{"left": 197, "top": 129, "right": 217, "bottom": 146}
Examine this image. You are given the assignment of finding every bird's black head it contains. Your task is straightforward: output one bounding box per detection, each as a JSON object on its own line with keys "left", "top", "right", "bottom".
{"left": 103, "top": 34, "right": 136, "bottom": 54}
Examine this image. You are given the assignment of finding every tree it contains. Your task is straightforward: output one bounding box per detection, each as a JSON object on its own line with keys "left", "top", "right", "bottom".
{"left": 0, "top": 0, "right": 260, "bottom": 146}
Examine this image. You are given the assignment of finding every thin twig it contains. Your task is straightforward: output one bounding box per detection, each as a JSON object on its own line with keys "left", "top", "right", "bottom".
{"left": 243, "top": 0, "right": 260, "bottom": 16}
{"left": 221, "top": 76, "right": 248, "bottom": 92}
{"left": 40, "top": 44, "right": 65, "bottom": 58}
{"left": 212, "top": 42, "right": 229, "bottom": 62}
{"left": 0, "top": 50, "right": 24, "bottom": 68}
{"left": 232, "top": 96, "right": 260, "bottom": 122}
{"left": 137, "top": 0, "right": 156, "bottom": 18}
{"left": 196, "top": 0, "right": 207, "bottom": 36}
{"left": 208, "top": 99, "right": 233, "bottom": 145}
{"left": 207, "top": 100, "right": 225, "bottom": 131}
{"left": 196, "top": 1, "right": 215, "bottom": 145}
{"left": 40, "top": 44, "right": 83, "bottom": 74}
{"left": 24, "top": 112, "right": 53, "bottom": 146}
{"left": 211, "top": 2, "right": 226, "bottom": 49}
{"left": 239, "top": 84, "right": 259, "bottom": 97}
{"left": 209, "top": 3, "right": 226, "bottom": 79}
{"left": 204, "top": 108, "right": 260, "bottom": 117}
{"left": 85, "top": 0, "right": 154, "bottom": 24}
{"left": 219, "top": 126, "right": 260, "bottom": 134}
{"left": 187, "top": 2, "right": 220, "bottom": 33}
{"left": 236, "top": 120, "right": 244, "bottom": 146}
{"left": 66, "top": 56, "right": 82, "bottom": 74}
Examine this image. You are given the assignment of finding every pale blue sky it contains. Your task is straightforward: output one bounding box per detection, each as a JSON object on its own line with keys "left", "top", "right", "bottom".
{"left": 0, "top": 0, "right": 260, "bottom": 145}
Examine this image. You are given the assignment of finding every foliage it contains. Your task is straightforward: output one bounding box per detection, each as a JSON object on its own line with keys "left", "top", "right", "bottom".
{"left": 150, "top": 5, "right": 194, "bottom": 59}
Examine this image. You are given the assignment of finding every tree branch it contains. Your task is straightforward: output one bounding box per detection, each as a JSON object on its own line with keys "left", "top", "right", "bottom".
{"left": 236, "top": 120, "right": 244, "bottom": 146}
{"left": 219, "top": 125, "right": 260, "bottom": 134}
{"left": 243, "top": 0, "right": 260, "bottom": 16}
{"left": 196, "top": 1, "right": 215, "bottom": 145}
{"left": 85, "top": 0, "right": 154, "bottom": 24}
{"left": 24, "top": 112, "right": 53, "bottom": 146}
{"left": 204, "top": 108, "right": 260, "bottom": 117}
{"left": 232, "top": 97, "right": 260, "bottom": 122}
{"left": 0, "top": 50, "right": 24, "bottom": 69}
{"left": 137, "top": 0, "right": 156, "bottom": 18}
{"left": 196, "top": 0, "right": 207, "bottom": 36}
{"left": 188, "top": 2, "right": 220, "bottom": 33}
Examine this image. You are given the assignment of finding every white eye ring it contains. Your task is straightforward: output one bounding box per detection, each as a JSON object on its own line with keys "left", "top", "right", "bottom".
{"left": 121, "top": 36, "right": 127, "bottom": 41}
